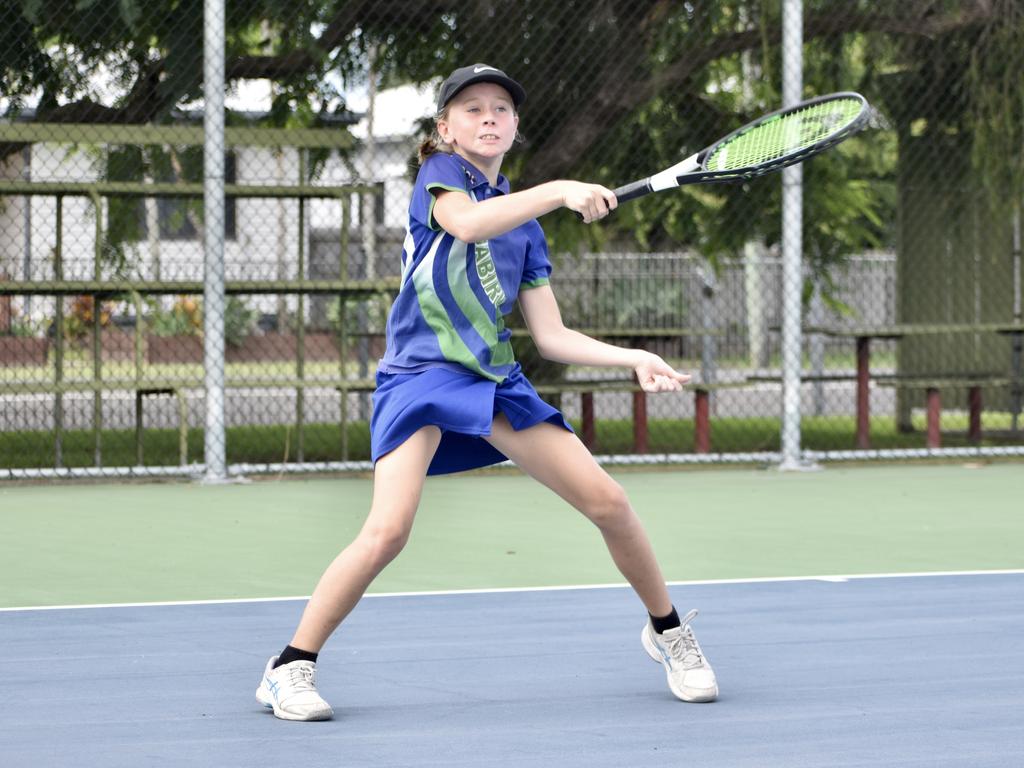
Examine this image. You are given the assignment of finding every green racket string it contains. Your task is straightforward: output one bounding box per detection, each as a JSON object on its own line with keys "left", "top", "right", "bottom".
{"left": 705, "top": 98, "right": 863, "bottom": 172}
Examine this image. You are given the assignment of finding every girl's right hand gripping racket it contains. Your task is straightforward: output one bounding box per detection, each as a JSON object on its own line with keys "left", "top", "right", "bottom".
{"left": 612, "top": 92, "right": 870, "bottom": 204}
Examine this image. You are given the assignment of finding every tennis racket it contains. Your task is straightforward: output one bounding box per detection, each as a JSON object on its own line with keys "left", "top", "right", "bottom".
{"left": 611, "top": 92, "right": 869, "bottom": 204}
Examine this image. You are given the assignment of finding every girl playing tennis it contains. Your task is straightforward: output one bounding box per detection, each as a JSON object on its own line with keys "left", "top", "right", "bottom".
{"left": 257, "top": 64, "right": 718, "bottom": 720}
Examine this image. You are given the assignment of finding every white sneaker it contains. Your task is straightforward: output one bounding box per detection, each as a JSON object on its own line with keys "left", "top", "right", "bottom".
{"left": 641, "top": 609, "right": 718, "bottom": 702}
{"left": 256, "top": 656, "right": 334, "bottom": 721}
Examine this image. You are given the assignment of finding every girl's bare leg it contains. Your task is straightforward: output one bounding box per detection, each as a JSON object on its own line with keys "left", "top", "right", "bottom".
{"left": 289, "top": 426, "right": 442, "bottom": 651}
{"left": 483, "top": 416, "right": 672, "bottom": 617}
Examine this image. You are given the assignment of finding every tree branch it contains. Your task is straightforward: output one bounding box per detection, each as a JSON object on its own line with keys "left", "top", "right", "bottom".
{"left": 9, "top": 0, "right": 998, "bottom": 185}
{"left": 524, "top": 4, "right": 997, "bottom": 183}
{"left": 228, "top": 0, "right": 454, "bottom": 81}
{"left": 26, "top": 0, "right": 453, "bottom": 127}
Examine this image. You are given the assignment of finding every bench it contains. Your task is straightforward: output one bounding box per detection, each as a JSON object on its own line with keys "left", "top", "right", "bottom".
{"left": 876, "top": 374, "right": 1011, "bottom": 447}
{"left": 745, "top": 373, "right": 858, "bottom": 383}
{"left": 8, "top": 373, "right": 752, "bottom": 465}
{"left": 791, "top": 323, "right": 1024, "bottom": 448}
{"left": 0, "top": 377, "right": 378, "bottom": 467}
{"left": 134, "top": 378, "right": 379, "bottom": 464}
{"left": 534, "top": 378, "right": 751, "bottom": 454}
{"left": 135, "top": 387, "right": 189, "bottom": 466}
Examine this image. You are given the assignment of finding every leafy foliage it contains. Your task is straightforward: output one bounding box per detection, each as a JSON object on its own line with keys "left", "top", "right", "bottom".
{"left": 63, "top": 295, "right": 113, "bottom": 341}
{"left": 965, "top": 0, "right": 1024, "bottom": 200}
{"left": 593, "top": 277, "right": 688, "bottom": 329}
{"left": 146, "top": 295, "right": 201, "bottom": 337}
{"left": 224, "top": 296, "right": 256, "bottom": 347}
{"left": 2, "top": 0, "right": 1018, "bottom": 298}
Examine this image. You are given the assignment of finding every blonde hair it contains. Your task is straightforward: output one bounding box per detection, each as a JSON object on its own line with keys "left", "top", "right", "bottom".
{"left": 417, "top": 106, "right": 453, "bottom": 164}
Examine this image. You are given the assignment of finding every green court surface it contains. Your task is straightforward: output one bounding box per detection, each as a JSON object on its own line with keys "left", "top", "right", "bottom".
{"left": 1, "top": 462, "right": 1021, "bottom": 609}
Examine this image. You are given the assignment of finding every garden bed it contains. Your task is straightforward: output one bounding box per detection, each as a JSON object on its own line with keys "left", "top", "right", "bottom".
{"left": 0, "top": 336, "right": 49, "bottom": 365}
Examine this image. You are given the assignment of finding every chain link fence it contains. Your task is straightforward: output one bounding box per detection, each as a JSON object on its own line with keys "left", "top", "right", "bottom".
{"left": 2, "top": 0, "right": 1022, "bottom": 477}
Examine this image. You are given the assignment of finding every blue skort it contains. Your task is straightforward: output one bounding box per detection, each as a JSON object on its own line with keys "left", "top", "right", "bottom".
{"left": 370, "top": 364, "right": 573, "bottom": 475}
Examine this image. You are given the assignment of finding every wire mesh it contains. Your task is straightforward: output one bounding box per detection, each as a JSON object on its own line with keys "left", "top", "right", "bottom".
{"left": 1, "top": 0, "right": 1022, "bottom": 476}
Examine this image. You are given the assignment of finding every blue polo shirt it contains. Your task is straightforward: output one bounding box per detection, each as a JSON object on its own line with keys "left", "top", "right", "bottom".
{"left": 378, "top": 152, "right": 552, "bottom": 383}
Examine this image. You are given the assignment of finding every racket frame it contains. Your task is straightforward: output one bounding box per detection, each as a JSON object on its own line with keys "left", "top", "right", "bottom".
{"left": 613, "top": 91, "right": 870, "bottom": 204}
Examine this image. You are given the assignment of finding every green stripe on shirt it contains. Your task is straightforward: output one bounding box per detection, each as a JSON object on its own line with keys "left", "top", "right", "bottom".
{"left": 445, "top": 241, "right": 515, "bottom": 369}
{"left": 425, "top": 182, "right": 469, "bottom": 231}
{"left": 412, "top": 232, "right": 499, "bottom": 380}
{"left": 520, "top": 277, "right": 550, "bottom": 290}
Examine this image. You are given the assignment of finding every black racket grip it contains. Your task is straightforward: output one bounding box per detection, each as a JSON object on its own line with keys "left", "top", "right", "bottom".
{"left": 612, "top": 179, "right": 653, "bottom": 204}
{"left": 573, "top": 178, "right": 652, "bottom": 220}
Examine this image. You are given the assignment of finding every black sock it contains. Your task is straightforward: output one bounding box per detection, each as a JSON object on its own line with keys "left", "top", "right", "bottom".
{"left": 274, "top": 644, "right": 319, "bottom": 668}
{"left": 650, "top": 607, "right": 680, "bottom": 634}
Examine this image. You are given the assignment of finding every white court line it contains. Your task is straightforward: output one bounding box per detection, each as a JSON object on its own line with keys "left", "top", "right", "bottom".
{"left": 2, "top": 568, "right": 1022, "bottom": 613}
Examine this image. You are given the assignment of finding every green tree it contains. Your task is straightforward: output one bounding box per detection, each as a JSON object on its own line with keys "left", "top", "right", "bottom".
{"left": 1, "top": 0, "right": 1017, "bottom": 269}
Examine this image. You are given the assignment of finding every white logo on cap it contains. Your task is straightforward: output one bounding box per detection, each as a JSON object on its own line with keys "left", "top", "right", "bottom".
{"left": 473, "top": 66, "right": 499, "bottom": 73}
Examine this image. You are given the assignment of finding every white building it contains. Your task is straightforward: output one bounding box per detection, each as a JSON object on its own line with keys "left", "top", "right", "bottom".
{"left": 0, "top": 82, "right": 437, "bottom": 328}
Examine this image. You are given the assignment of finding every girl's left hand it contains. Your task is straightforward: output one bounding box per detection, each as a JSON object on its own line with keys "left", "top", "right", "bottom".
{"left": 634, "top": 352, "right": 692, "bottom": 392}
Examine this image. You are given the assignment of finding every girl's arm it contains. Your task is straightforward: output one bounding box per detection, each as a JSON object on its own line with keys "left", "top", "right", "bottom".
{"left": 518, "top": 285, "right": 691, "bottom": 393}
{"left": 432, "top": 180, "right": 616, "bottom": 242}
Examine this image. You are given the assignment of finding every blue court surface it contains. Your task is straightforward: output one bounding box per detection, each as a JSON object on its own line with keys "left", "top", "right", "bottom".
{"left": 2, "top": 572, "right": 1022, "bottom": 767}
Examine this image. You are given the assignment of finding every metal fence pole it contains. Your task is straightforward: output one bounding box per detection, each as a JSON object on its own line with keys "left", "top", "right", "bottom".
{"left": 202, "top": 0, "right": 227, "bottom": 481}
{"left": 1012, "top": 204, "right": 1022, "bottom": 432}
{"left": 779, "top": 0, "right": 808, "bottom": 470}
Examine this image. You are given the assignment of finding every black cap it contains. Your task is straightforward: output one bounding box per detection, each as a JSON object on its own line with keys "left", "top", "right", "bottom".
{"left": 436, "top": 64, "right": 526, "bottom": 113}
